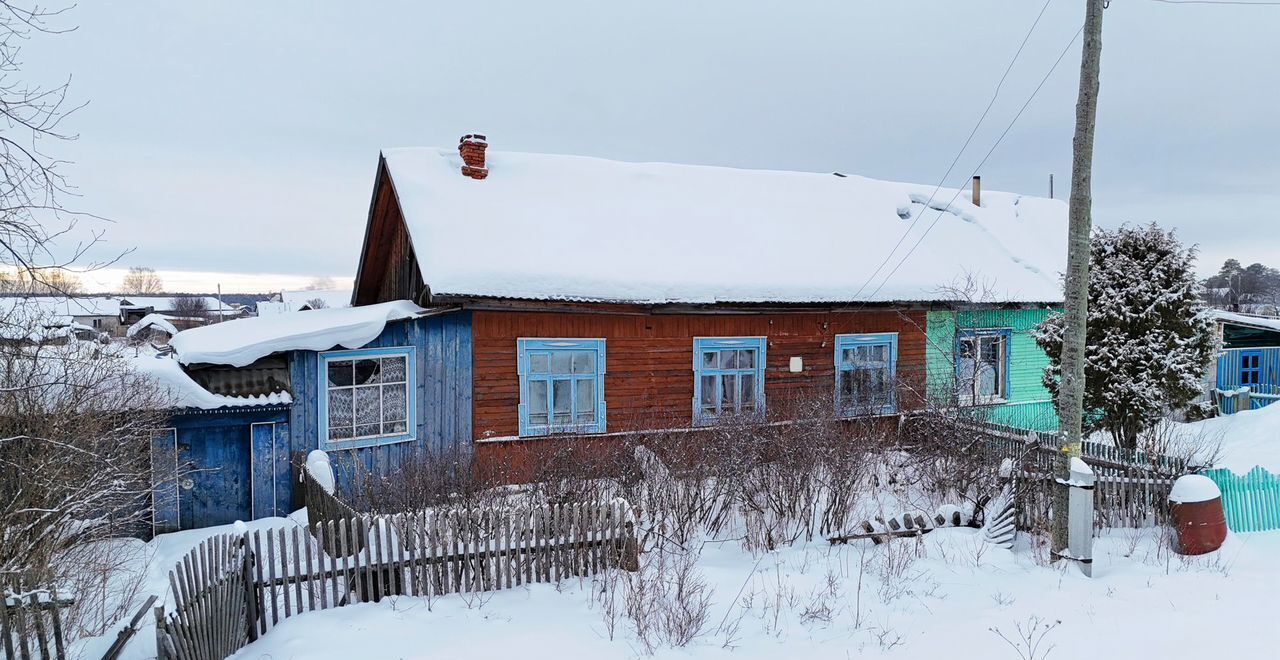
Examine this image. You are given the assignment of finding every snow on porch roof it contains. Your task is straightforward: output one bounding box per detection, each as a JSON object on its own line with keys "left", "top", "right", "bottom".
{"left": 169, "top": 300, "right": 425, "bottom": 367}
{"left": 1206, "top": 309, "right": 1280, "bottom": 334}
{"left": 381, "top": 147, "right": 1069, "bottom": 305}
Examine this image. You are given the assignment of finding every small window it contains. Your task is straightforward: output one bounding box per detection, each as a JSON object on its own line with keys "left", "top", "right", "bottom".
{"left": 956, "top": 329, "right": 1010, "bottom": 404}
{"left": 518, "top": 339, "right": 606, "bottom": 436}
{"left": 693, "top": 337, "right": 766, "bottom": 424}
{"left": 835, "top": 334, "right": 898, "bottom": 416}
{"left": 1240, "top": 351, "right": 1262, "bottom": 386}
{"left": 320, "top": 347, "right": 415, "bottom": 449}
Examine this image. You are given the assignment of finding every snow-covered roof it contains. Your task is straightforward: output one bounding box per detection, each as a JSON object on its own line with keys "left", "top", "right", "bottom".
{"left": 127, "top": 313, "right": 179, "bottom": 338}
{"left": 0, "top": 295, "right": 120, "bottom": 321}
{"left": 1206, "top": 309, "right": 1280, "bottom": 333}
{"left": 130, "top": 351, "right": 293, "bottom": 409}
{"left": 120, "top": 296, "right": 241, "bottom": 316}
{"left": 379, "top": 147, "right": 1068, "bottom": 304}
{"left": 261, "top": 288, "right": 353, "bottom": 314}
{"left": 169, "top": 300, "right": 426, "bottom": 367}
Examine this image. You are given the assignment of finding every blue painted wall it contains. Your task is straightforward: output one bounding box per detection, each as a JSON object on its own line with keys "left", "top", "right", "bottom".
{"left": 1215, "top": 346, "right": 1280, "bottom": 414}
{"left": 161, "top": 311, "right": 474, "bottom": 530}
{"left": 287, "top": 311, "right": 474, "bottom": 496}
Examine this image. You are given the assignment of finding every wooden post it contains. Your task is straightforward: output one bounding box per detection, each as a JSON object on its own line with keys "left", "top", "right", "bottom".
{"left": 1236, "top": 388, "right": 1251, "bottom": 414}
{"left": 152, "top": 606, "right": 168, "bottom": 660}
{"left": 1055, "top": 0, "right": 1107, "bottom": 557}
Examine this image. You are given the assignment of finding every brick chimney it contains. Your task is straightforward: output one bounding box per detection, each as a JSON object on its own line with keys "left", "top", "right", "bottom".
{"left": 459, "top": 134, "right": 488, "bottom": 180}
{"left": 971, "top": 175, "right": 981, "bottom": 207}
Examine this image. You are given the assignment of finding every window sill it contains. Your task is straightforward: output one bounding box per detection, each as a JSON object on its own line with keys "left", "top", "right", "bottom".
{"left": 837, "top": 406, "right": 897, "bottom": 419}
{"left": 322, "top": 434, "right": 415, "bottom": 451}
{"left": 517, "top": 425, "right": 606, "bottom": 438}
{"left": 958, "top": 397, "right": 1008, "bottom": 407}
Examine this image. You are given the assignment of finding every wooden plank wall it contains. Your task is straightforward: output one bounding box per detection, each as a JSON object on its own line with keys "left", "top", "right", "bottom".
{"left": 288, "top": 312, "right": 474, "bottom": 493}
{"left": 471, "top": 309, "right": 930, "bottom": 442}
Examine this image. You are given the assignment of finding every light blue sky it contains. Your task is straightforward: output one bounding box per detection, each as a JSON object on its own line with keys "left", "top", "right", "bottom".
{"left": 21, "top": 1, "right": 1280, "bottom": 292}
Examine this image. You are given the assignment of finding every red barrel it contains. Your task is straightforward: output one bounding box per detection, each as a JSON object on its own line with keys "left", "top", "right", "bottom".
{"left": 1168, "top": 475, "right": 1228, "bottom": 556}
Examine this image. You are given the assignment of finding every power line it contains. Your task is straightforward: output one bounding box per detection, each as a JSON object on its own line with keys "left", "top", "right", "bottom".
{"left": 847, "top": 0, "right": 1055, "bottom": 302}
{"left": 863, "top": 23, "right": 1086, "bottom": 302}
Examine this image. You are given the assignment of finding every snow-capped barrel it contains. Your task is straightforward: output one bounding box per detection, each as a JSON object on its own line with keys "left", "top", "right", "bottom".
{"left": 1168, "top": 475, "right": 1227, "bottom": 555}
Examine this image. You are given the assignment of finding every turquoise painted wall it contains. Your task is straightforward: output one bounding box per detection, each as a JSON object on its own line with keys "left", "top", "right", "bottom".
{"left": 925, "top": 308, "right": 1061, "bottom": 433}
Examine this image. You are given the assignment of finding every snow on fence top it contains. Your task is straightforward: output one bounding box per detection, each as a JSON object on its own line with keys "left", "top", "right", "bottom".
{"left": 169, "top": 300, "right": 425, "bottom": 367}
{"left": 382, "top": 147, "right": 1068, "bottom": 304}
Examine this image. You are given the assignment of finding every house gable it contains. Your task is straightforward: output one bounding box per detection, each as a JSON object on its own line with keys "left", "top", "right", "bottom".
{"left": 352, "top": 156, "right": 428, "bottom": 307}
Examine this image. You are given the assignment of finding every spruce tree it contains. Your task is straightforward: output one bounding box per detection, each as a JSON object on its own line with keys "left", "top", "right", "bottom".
{"left": 1035, "top": 223, "right": 1215, "bottom": 450}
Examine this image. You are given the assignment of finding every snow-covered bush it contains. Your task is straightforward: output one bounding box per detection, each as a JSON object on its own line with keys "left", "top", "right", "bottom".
{"left": 1035, "top": 223, "right": 1216, "bottom": 449}
{"left": 0, "top": 305, "right": 176, "bottom": 637}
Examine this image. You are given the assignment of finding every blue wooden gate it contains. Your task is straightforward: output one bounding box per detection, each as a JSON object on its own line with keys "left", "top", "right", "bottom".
{"left": 251, "top": 421, "right": 292, "bottom": 519}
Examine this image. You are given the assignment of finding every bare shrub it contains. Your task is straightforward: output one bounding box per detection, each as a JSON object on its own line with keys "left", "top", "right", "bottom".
{"left": 0, "top": 321, "right": 177, "bottom": 639}
{"left": 622, "top": 547, "right": 712, "bottom": 654}
{"left": 990, "top": 615, "right": 1060, "bottom": 660}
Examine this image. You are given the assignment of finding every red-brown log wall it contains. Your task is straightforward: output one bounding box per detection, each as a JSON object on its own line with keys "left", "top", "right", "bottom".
{"left": 471, "top": 309, "right": 929, "bottom": 460}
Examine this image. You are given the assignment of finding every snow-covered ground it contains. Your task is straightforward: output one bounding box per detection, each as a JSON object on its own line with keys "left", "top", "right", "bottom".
{"left": 69, "top": 513, "right": 308, "bottom": 660}
{"left": 1168, "top": 403, "right": 1280, "bottom": 474}
{"left": 212, "top": 525, "right": 1277, "bottom": 659}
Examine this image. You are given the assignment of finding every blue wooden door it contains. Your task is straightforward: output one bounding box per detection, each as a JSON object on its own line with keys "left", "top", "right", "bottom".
{"left": 150, "top": 428, "right": 180, "bottom": 535}
{"left": 251, "top": 422, "right": 292, "bottom": 519}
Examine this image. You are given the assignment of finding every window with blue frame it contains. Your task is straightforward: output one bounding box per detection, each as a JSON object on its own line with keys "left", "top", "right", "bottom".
{"left": 956, "top": 329, "right": 1011, "bottom": 404}
{"left": 518, "top": 338, "right": 607, "bottom": 436}
{"left": 835, "top": 333, "right": 898, "bottom": 416}
{"left": 693, "top": 337, "right": 766, "bottom": 424}
{"left": 1240, "top": 351, "right": 1262, "bottom": 386}
{"left": 320, "top": 346, "right": 415, "bottom": 449}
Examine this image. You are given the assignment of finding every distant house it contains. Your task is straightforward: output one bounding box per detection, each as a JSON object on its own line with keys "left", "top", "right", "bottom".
{"left": 1206, "top": 310, "right": 1280, "bottom": 413}
{"left": 118, "top": 296, "right": 244, "bottom": 327}
{"left": 257, "top": 288, "right": 353, "bottom": 316}
{"left": 0, "top": 296, "right": 117, "bottom": 343}
{"left": 146, "top": 139, "right": 1072, "bottom": 530}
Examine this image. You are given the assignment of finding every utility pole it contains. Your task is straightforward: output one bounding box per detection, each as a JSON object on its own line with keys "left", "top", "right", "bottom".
{"left": 1054, "top": 0, "right": 1105, "bottom": 559}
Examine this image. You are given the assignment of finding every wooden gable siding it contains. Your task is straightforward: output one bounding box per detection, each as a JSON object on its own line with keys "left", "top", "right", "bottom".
{"left": 287, "top": 311, "right": 474, "bottom": 492}
{"left": 471, "top": 309, "right": 929, "bottom": 441}
{"left": 353, "top": 159, "right": 427, "bottom": 306}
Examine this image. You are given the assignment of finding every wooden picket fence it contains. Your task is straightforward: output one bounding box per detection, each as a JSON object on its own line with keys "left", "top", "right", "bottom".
{"left": 974, "top": 421, "right": 1188, "bottom": 475}
{"left": 1203, "top": 466, "right": 1280, "bottom": 532}
{"left": 1, "top": 587, "right": 73, "bottom": 660}
{"left": 1013, "top": 466, "right": 1177, "bottom": 533}
{"left": 154, "top": 500, "right": 638, "bottom": 660}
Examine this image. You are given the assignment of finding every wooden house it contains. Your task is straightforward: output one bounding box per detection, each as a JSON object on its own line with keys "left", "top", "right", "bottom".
{"left": 1206, "top": 310, "right": 1280, "bottom": 413}
{"left": 149, "top": 138, "right": 1068, "bottom": 530}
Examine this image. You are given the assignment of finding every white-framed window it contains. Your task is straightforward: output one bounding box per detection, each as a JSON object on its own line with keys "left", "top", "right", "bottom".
{"left": 835, "top": 333, "right": 898, "bottom": 416}
{"left": 693, "top": 337, "right": 766, "bottom": 424}
{"left": 517, "top": 338, "right": 607, "bottom": 436}
{"left": 956, "top": 329, "right": 1010, "bottom": 404}
{"left": 319, "top": 346, "right": 415, "bottom": 449}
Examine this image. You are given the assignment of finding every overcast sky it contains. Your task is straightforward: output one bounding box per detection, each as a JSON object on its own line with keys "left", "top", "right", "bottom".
{"left": 20, "top": 0, "right": 1280, "bottom": 293}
